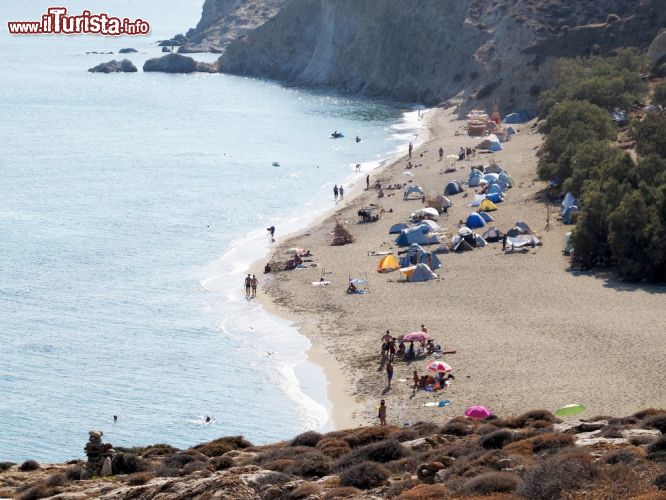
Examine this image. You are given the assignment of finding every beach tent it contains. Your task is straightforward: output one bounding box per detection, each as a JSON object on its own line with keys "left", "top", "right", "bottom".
{"left": 389, "top": 222, "right": 409, "bottom": 234}
{"left": 563, "top": 205, "right": 579, "bottom": 224}
{"left": 486, "top": 192, "right": 504, "bottom": 203}
{"left": 482, "top": 227, "right": 504, "bottom": 242}
{"left": 498, "top": 172, "right": 514, "bottom": 188}
{"left": 401, "top": 263, "right": 437, "bottom": 282}
{"left": 395, "top": 224, "right": 440, "bottom": 247}
{"left": 506, "top": 221, "right": 533, "bottom": 237}
{"left": 563, "top": 231, "right": 574, "bottom": 255}
{"left": 468, "top": 169, "right": 484, "bottom": 187}
{"left": 399, "top": 243, "right": 442, "bottom": 270}
{"left": 404, "top": 185, "right": 425, "bottom": 200}
{"left": 441, "top": 196, "right": 453, "bottom": 208}
{"left": 419, "top": 219, "right": 441, "bottom": 232}
{"left": 469, "top": 193, "right": 485, "bottom": 207}
{"left": 504, "top": 110, "right": 530, "bottom": 124}
{"left": 506, "top": 127, "right": 517, "bottom": 137}
{"left": 483, "top": 173, "right": 500, "bottom": 184}
{"left": 474, "top": 234, "right": 488, "bottom": 247}
{"left": 453, "top": 239, "right": 474, "bottom": 252}
{"left": 506, "top": 234, "right": 540, "bottom": 248}
{"left": 411, "top": 207, "right": 439, "bottom": 220}
{"left": 484, "top": 163, "right": 503, "bottom": 175}
{"left": 479, "top": 199, "right": 498, "bottom": 212}
{"left": 377, "top": 254, "right": 399, "bottom": 273}
{"left": 487, "top": 183, "right": 504, "bottom": 196}
{"left": 561, "top": 192, "right": 577, "bottom": 214}
{"left": 476, "top": 134, "right": 502, "bottom": 152}
{"left": 444, "top": 181, "right": 463, "bottom": 195}
{"left": 479, "top": 211, "right": 494, "bottom": 223}
{"left": 466, "top": 212, "right": 486, "bottom": 229}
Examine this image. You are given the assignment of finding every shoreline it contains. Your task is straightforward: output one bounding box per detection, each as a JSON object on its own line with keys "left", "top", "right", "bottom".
{"left": 253, "top": 105, "right": 666, "bottom": 428}
{"left": 248, "top": 108, "right": 434, "bottom": 430}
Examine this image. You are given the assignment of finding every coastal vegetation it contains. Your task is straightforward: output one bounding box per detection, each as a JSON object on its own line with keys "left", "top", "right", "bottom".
{"left": 537, "top": 49, "right": 666, "bottom": 281}
{"left": 2, "top": 409, "right": 665, "bottom": 498}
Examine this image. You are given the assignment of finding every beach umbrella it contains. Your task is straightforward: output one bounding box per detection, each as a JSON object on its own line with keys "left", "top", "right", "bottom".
{"left": 465, "top": 405, "right": 493, "bottom": 420}
{"left": 555, "top": 404, "right": 586, "bottom": 417}
{"left": 446, "top": 154, "right": 458, "bottom": 160}
{"left": 403, "top": 331, "right": 430, "bottom": 342}
{"left": 403, "top": 171, "right": 415, "bottom": 177}
{"left": 427, "top": 361, "right": 452, "bottom": 373}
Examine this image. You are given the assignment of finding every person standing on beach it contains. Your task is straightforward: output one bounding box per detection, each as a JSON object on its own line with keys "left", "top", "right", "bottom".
{"left": 408, "top": 141, "right": 413, "bottom": 159}
{"left": 386, "top": 361, "right": 394, "bottom": 388}
{"left": 339, "top": 186, "right": 344, "bottom": 199}
{"left": 378, "top": 400, "right": 387, "bottom": 426}
{"left": 439, "top": 147, "right": 444, "bottom": 161}
{"left": 333, "top": 184, "right": 339, "bottom": 200}
{"left": 244, "top": 274, "right": 252, "bottom": 298}
{"left": 267, "top": 226, "right": 275, "bottom": 238}
{"left": 251, "top": 275, "right": 258, "bottom": 298}
{"left": 382, "top": 330, "right": 392, "bottom": 343}
{"left": 366, "top": 174, "right": 370, "bottom": 190}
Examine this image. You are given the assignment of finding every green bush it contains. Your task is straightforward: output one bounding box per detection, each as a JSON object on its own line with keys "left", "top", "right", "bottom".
{"left": 654, "top": 82, "right": 666, "bottom": 107}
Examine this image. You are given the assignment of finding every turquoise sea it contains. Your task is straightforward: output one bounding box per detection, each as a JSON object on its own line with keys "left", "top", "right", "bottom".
{"left": 0, "top": 1, "right": 425, "bottom": 461}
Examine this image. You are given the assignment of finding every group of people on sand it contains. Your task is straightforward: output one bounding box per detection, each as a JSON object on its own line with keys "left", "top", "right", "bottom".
{"left": 458, "top": 146, "right": 474, "bottom": 160}
{"left": 412, "top": 369, "right": 454, "bottom": 393}
{"left": 244, "top": 274, "right": 259, "bottom": 298}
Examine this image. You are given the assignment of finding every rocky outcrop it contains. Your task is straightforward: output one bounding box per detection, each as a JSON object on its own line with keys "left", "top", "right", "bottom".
{"left": 176, "top": 0, "right": 290, "bottom": 53}
{"left": 118, "top": 48, "right": 138, "bottom": 54}
{"left": 88, "top": 59, "right": 137, "bottom": 73}
{"left": 143, "top": 53, "right": 217, "bottom": 73}
{"left": 217, "top": 0, "right": 663, "bottom": 113}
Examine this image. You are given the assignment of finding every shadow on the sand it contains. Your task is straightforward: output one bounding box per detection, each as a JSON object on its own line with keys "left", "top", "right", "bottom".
{"left": 567, "top": 267, "right": 666, "bottom": 295}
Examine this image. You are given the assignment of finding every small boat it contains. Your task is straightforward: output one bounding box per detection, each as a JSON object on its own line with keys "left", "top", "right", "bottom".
{"left": 272, "top": 161, "right": 280, "bottom": 167}
{"left": 330, "top": 131, "right": 344, "bottom": 139}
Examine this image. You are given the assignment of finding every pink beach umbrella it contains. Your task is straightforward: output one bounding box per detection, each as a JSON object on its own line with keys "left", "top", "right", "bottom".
{"left": 403, "top": 331, "right": 431, "bottom": 342}
{"left": 427, "top": 361, "right": 452, "bottom": 373}
{"left": 465, "top": 405, "right": 493, "bottom": 420}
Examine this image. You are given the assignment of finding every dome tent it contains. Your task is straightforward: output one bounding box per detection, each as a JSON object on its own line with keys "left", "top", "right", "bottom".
{"left": 389, "top": 223, "right": 409, "bottom": 234}
{"left": 465, "top": 212, "right": 486, "bottom": 229}
{"left": 404, "top": 185, "right": 425, "bottom": 200}
{"left": 401, "top": 263, "right": 437, "bottom": 282}
{"left": 479, "top": 211, "right": 494, "bottom": 223}
{"left": 468, "top": 169, "right": 483, "bottom": 187}
{"left": 377, "top": 254, "right": 399, "bottom": 273}
{"left": 395, "top": 224, "right": 440, "bottom": 247}
{"left": 444, "top": 181, "right": 463, "bottom": 195}
{"left": 399, "top": 243, "right": 442, "bottom": 270}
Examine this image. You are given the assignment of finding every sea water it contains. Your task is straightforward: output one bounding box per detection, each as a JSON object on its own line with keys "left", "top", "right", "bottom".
{"left": 0, "top": 1, "right": 425, "bottom": 462}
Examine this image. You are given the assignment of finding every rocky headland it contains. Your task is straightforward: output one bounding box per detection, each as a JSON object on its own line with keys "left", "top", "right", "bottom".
{"left": 88, "top": 59, "right": 138, "bottom": 73}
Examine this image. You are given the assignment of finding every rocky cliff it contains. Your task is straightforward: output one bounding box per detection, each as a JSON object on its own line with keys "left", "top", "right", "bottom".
{"left": 178, "top": 0, "right": 291, "bottom": 53}
{"left": 217, "top": 0, "right": 662, "bottom": 113}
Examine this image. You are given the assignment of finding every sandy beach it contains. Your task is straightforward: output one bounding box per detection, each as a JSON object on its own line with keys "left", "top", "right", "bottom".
{"left": 256, "top": 106, "right": 666, "bottom": 430}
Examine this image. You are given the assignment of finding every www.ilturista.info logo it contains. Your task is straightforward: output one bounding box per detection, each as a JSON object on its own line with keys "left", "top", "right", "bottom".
{"left": 7, "top": 7, "right": 150, "bottom": 36}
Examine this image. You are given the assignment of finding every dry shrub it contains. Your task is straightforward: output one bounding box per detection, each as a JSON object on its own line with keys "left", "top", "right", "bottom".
{"left": 323, "top": 486, "right": 360, "bottom": 499}
{"left": 530, "top": 419, "right": 555, "bottom": 429}
{"left": 332, "top": 220, "right": 354, "bottom": 245}
{"left": 339, "top": 461, "right": 389, "bottom": 489}
{"left": 336, "top": 439, "right": 406, "bottom": 470}
{"left": 291, "top": 431, "right": 323, "bottom": 447}
{"left": 263, "top": 458, "right": 295, "bottom": 472}
{"left": 257, "top": 446, "right": 313, "bottom": 463}
{"left": 127, "top": 472, "right": 154, "bottom": 486}
{"left": 407, "top": 421, "right": 440, "bottom": 437}
{"left": 182, "top": 460, "right": 210, "bottom": 475}
{"left": 194, "top": 436, "right": 252, "bottom": 457}
{"left": 139, "top": 443, "right": 179, "bottom": 458}
{"left": 17, "top": 484, "right": 54, "bottom": 500}
{"left": 462, "top": 471, "right": 522, "bottom": 495}
{"left": 44, "top": 473, "right": 67, "bottom": 487}
{"left": 210, "top": 455, "right": 234, "bottom": 471}
{"left": 517, "top": 452, "right": 600, "bottom": 499}
{"left": 633, "top": 408, "right": 666, "bottom": 420}
{"left": 505, "top": 432, "right": 574, "bottom": 455}
{"left": 655, "top": 472, "right": 666, "bottom": 490}
{"left": 440, "top": 440, "right": 483, "bottom": 459}
{"left": 441, "top": 419, "right": 476, "bottom": 436}
{"left": 258, "top": 447, "right": 332, "bottom": 478}
{"left": 251, "top": 471, "right": 292, "bottom": 489}
{"left": 0, "top": 462, "right": 16, "bottom": 472}
{"left": 499, "top": 409, "right": 559, "bottom": 429}
{"left": 65, "top": 467, "right": 81, "bottom": 481}
{"left": 291, "top": 482, "right": 321, "bottom": 498}
{"left": 391, "top": 429, "right": 418, "bottom": 442}
{"left": 475, "top": 424, "right": 500, "bottom": 435}
{"left": 608, "top": 416, "right": 638, "bottom": 426}
{"left": 19, "top": 460, "right": 40, "bottom": 472}
{"left": 642, "top": 414, "right": 666, "bottom": 433}
{"left": 343, "top": 427, "right": 396, "bottom": 448}
{"left": 398, "top": 483, "right": 450, "bottom": 499}
{"left": 647, "top": 436, "right": 666, "bottom": 454}
{"left": 603, "top": 449, "right": 640, "bottom": 464}
{"left": 478, "top": 430, "right": 516, "bottom": 449}
{"left": 384, "top": 478, "right": 419, "bottom": 497}
{"left": 112, "top": 453, "right": 146, "bottom": 474}
{"left": 288, "top": 451, "right": 332, "bottom": 478}
{"left": 599, "top": 425, "right": 625, "bottom": 438}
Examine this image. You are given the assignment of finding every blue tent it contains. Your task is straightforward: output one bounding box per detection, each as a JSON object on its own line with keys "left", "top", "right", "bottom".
{"left": 468, "top": 169, "right": 483, "bottom": 187}
{"left": 486, "top": 192, "right": 504, "bottom": 203}
{"left": 444, "top": 181, "right": 463, "bottom": 195}
{"left": 404, "top": 185, "right": 424, "bottom": 200}
{"left": 487, "top": 183, "right": 504, "bottom": 196}
{"left": 479, "top": 211, "right": 494, "bottom": 223}
{"left": 399, "top": 243, "right": 442, "bottom": 270}
{"left": 466, "top": 212, "right": 486, "bottom": 229}
{"left": 504, "top": 111, "right": 530, "bottom": 124}
{"left": 563, "top": 205, "right": 579, "bottom": 224}
{"left": 498, "top": 172, "right": 513, "bottom": 189}
{"left": 389, "top": 223, "right": 409, "bottom": 234}
{"left": 395, "top": 224, "right": 440, "bottom": 247}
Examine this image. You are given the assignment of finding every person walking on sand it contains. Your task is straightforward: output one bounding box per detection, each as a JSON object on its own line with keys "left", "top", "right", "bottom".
{"left": 382, "top": 330, "right": 392, "bottom": 343}
{"left": 333, "top": 184, "right": 339, "bottom": 200}
{"left": 408, "top": 141, "right": 413, "bottom": 159}
{"left": 339, "top": 185, "right": 344, "bottom": 199}
{"left": 267, "top": 226, "right": 275, "bottom": 238}
{"left": 378, "top": 400, "right": 387, "bottom": 426}
{"left": 251, "top": 275, "right": 258, "bottom": 297}
{"left": 366, "top": 174, "right": 370, "bottom": 190}
{"left": 439, "top": 146, "right": 444, "bottom": 161}
{"left": 386, "top": 361, "right": 394, "bottom": 388}
{"left": 244, "top": 274, "right": 252, "bottom": 298}
{"left": 412, "top": 370, "right": 419, "bottom": 391}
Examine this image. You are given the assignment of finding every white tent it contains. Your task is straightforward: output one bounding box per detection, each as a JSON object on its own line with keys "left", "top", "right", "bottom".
{"left": 404, "top": 185, "right": 425, "bottom": 200}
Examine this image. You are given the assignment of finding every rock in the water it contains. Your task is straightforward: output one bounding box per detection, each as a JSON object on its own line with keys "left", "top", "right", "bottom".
{"left": 88, "top": 59, "right": 138, "bottom": 73}
{"left": 118, "top": 48, "right": 138, "bottom": 54}
{"left": 143, "top": 53, "right": 216, "bottom": 73}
